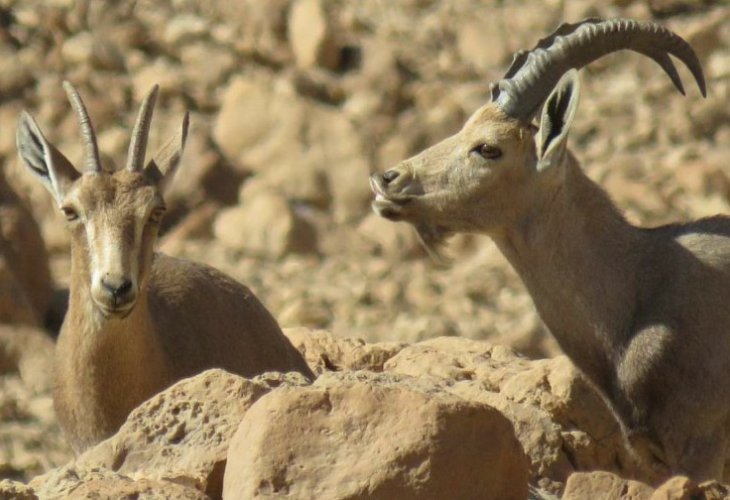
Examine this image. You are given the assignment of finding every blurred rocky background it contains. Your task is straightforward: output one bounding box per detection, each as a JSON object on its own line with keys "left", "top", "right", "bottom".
{"left": 0, "top": 0, "right": 728, "bottom": 497}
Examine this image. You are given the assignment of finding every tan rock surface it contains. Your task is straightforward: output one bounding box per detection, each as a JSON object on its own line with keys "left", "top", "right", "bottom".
{"left": 385, "top": 337, "right": 639, "bottom": 492}
{"left": 223, "top": 370, "right": 529, "bottom": 500}
{"left": 563, "top": 471, "right": 654, "bottom": 500}
{"left": 283, "top": 327, "right": 406, "bottom": 374}
{"left": 0, "top": 325, "right": 54, "bottom": 392}
{"left": 30, "top": 466, "right": 210, "bottom": 500}
{"left": 54, "top": 370, "right": 309, "bottom": 499}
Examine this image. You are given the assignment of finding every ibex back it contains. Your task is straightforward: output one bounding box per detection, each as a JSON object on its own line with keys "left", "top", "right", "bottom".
{"left": 17, "top": 83, "right": 314, "bottom": 452}
{"left": 371, "top": 18, "right": 730, "bottom": 482}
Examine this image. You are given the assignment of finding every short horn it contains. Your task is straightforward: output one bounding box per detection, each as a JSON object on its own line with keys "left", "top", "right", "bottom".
{"left": 493, "top": 18, "right": 706, "bottom": 121}
{"left": 126, "top": 85, "right": 159, "bottom": 172}
{"left": 62, "top": 81, "right": 102, "bottom": 173}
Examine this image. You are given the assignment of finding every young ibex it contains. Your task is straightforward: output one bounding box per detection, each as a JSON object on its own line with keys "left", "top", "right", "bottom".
{"left": 17, "top": 83, "right": 314, "bottom": 452}
{"left": 371, "top": 18, "right": 730, "bottom": 482}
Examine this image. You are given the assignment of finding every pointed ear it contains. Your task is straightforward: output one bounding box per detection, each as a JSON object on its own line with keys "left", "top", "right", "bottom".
{"left": 16, "top": 111, "right": 80, "bottom": 204}
{"left": 144, "top": 112, "right": 189, "bottom": 194}
{"left": 535, "top": 69, "right": 580, "bottom": 171}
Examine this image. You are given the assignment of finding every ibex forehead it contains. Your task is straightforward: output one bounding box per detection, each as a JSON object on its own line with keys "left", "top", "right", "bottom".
{"left": 462, "top": 102, "right": 531, "bottom": 141}
{"left": 69, "top": 170, "right": 160, "bottom": 213}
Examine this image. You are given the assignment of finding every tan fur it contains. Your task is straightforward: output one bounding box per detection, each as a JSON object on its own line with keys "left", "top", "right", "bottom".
{"left": 372, "top": 93, "right": 730, "bottom": 482}
{"left": 17, "top": 98, "right": 313, "bottom": 453}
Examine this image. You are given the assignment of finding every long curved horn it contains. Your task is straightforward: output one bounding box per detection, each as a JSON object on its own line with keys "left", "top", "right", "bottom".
{"left": 62, "top": 81, "right": 102, "bottom": 173}
{"left": 126, "top": 85, "right": 159, "bottom": 172}
{"left": 492, "top": 18, "right": 706, "bottom": 121}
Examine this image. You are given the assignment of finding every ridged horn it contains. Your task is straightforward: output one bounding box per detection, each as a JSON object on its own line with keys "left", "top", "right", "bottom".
{"left": 62, "top": 81, "right": 102, "bottom": 173}
{"left": 492, "top": 18, "right": 706, "bottom": 121}
{"left": 126, "top": 85, "right": 159, "bottom": 172}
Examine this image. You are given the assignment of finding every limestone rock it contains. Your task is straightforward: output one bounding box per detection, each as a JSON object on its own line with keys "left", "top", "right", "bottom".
{"left": 0, "top": 325, "right": 55, "bottom": 392}
{"left": 223, "top": 370, "right": 529, "bottom": 500}
{"left": 288, "top": 0, "right": 339, "bottom": 70}
{"left": 212, "top": 77, "right": 371, "bottom": 221}
{"left": 213, "top": 188, "right": 317, "bottom": 257}
{"left": 0, "top": 479, "right": 37, "bottom": 500}
{"left": 563, "top": 471, "right": 654, "bottom": 500}
{"left": 71, "top": 370, "right": 308, "bottom": 499}
{"left": 283, "top": 327, "right": 406, "bottom": 374}
{"left": 385, "top": 337, "right": 638, "bottom": 492}
{"left": 31, "top": 466, "right": 209, "bottom": 500}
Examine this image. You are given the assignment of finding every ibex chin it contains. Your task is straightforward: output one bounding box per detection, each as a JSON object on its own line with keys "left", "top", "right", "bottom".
{"left": 17, "top": 83, "right": 314, "bottom": 452}
{"left": 370, "top": 18, "right": 730, "bottom": 482}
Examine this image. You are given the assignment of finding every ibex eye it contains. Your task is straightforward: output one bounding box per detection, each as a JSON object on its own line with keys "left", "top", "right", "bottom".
{"left": 472, "top": 144, "right": 502, "bottom": 160}
{"left": 61, "top": 206, "right": 79, "bottom": 221}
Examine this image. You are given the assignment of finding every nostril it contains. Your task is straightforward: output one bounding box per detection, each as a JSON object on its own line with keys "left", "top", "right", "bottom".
{"left": 116, "top": 280, "right": 132, "bottom": 297}
{"left": 382, "top": 170, "right": 400, "bottom": 184}
{"left": 102, "top": 279, "right": 133, "bottom": 298}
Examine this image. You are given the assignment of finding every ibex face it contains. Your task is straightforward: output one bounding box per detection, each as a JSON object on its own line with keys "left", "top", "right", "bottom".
{"left": 17, "top": 82, "right": 188, "bottom": 319}
{"left": 60, "top": 171, "right": 165, "bottom": 316}
{"left": 371, "top": 103, "right": 539, "bottom": 245}
{"left": 371, "top": 18, "right": 705, "bottom": 255}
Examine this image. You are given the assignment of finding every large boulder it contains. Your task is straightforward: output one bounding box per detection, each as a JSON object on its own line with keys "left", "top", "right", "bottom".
{"left": 223, "top": 370, "right": 529, "bottom": 500}
{"left": 384, "top": 337, "right": 639, "bottom": 493}
{"left": 31, "top": 370, "right": 309, "bottom": 499}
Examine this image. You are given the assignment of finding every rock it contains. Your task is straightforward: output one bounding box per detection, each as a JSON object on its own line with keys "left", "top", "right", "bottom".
{"left": 357, "top": 212, "right": 423, "bottom": 259}
{"left": 0, "top": 375, "right": 73, "bottom": 482}
{"left": 282, "top": 327, "right": 406, "bottom": 374}
{"left": 31, "top": 466, "right": 209, "bottom": 500}
{"left": 563, "top": 471, "right": 654, "bottom": 500}
{"left": 288, "top": 0, "right": 339, "bottom": 70}
{"left": 213, "top": 77, "right": 303, "bottom": 175}
{"left": 163, "top": 14, "right": 209, "bottom": 47}
{"left": 69, "top": 370, "right": 308, "bottom": 499}
{"left": 213, "top": 188, "right": 317, "bottom": 257}
{"left": 0, "top": 49, "right": 34, "bottom": 97}
{"left": 0, "top": 171, "right": 54, "bottom": 324}
{"left": 212, "top": 77, "right": 371, "bottom": 221}
{"left": 0, "top": 325, "right": 55, "bottom": 393}
{"left": 61, "top": 32, "right": 94, "bottom": 65}
{"left": 384, "top": 337, "right": 639, "bottom": 492}
{"left": 223, "top": 370, "right": 529, "bottom": 500}
{"left": 0, "top": 479, "right": 37, "bottom": 500}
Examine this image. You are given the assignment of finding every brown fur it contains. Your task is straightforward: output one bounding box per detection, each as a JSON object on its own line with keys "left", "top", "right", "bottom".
{"left": 372, "top": 80, "right": 730, "bottom": 482}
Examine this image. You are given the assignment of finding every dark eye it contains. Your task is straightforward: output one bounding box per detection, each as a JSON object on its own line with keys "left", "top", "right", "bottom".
{"left": 471, "top": 144, "right": 502, "bottom": 160}
{"left": 149, "top": 207, "right": 166, "bottom": 224}
{"left": 61, "top": 206, "right": 79, "bottom": 221}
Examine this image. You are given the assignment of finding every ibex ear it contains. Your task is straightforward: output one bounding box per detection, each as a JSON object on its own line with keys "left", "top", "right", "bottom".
{"left": 535, "top": 69, "right": 580, "bottom": 171}
{"left": 144, "top": 112, "right": 189, "bottom": 194}
{"left": 16, "top": 111, "right": 80, "bottom": 204}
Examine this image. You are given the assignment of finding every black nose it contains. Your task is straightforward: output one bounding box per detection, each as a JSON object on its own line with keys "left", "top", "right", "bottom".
{"left": 382, "top": 170, "right": 400, "bottom": 184}
{"left": 102, "top": 278, "right": 133, "bottom": 299}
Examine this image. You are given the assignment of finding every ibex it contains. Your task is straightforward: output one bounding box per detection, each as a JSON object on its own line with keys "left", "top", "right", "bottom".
{"left": 371, "top": 18, "right": 730, "bottom": 482}
{"left": 17, "top": 83, "right": 314, "bottom": 452}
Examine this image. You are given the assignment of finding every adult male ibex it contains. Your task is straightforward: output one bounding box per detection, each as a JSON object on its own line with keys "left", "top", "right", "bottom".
{"left": 370, "top": 18, "right": 730, "bottom": 481}
{"left": 17, "top": 83, "right": 314, "bottom": 452}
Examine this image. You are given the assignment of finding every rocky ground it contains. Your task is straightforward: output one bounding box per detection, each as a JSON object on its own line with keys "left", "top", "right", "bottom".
{"left": 0, "top": 0, "right": 728, "bottom": 498}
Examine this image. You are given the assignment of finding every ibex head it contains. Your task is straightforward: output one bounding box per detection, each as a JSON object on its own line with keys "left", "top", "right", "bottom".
{"left": 17, "top": 83, "right": 189, "bottom": 318}
{"left": 370, "top": 18, "right": 706, "bottom": 256}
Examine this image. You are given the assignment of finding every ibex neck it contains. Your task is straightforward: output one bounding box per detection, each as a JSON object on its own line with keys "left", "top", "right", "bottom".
{"left": 58, "top": 250, "right": 167, "bottom": 444}
{"left": 494, "top": 159, "right": 645, "bottom": 379}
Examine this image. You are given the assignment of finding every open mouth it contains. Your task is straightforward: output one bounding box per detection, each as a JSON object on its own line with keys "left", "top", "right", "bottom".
{"left": 369, "top": 175, "right": 412, "bottom": 220}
